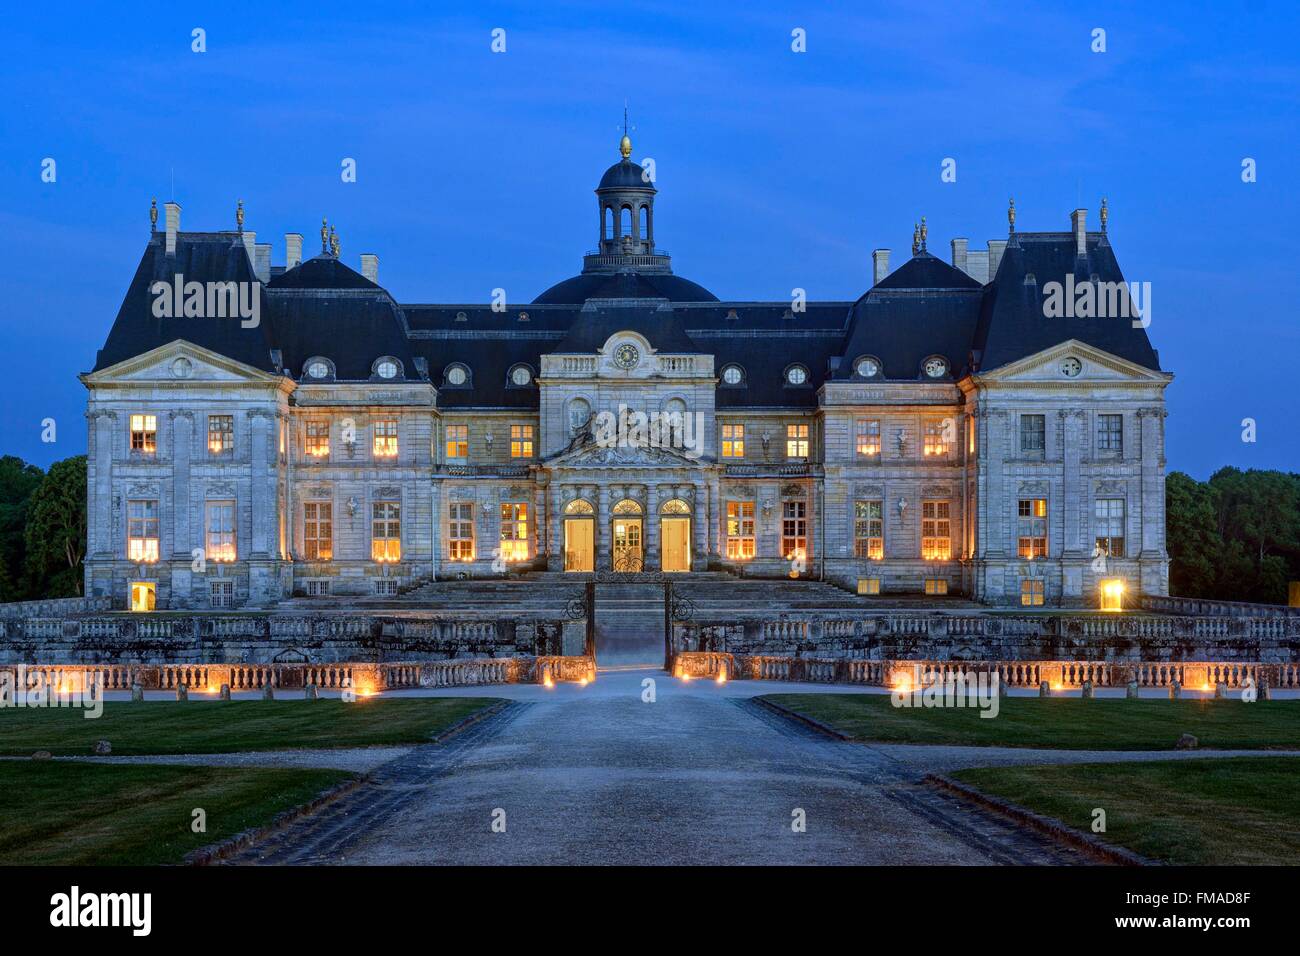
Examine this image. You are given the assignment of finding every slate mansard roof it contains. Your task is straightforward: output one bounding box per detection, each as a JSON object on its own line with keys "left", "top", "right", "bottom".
{"left": 92, "top": 180, "right": 1162, "bottom": 409}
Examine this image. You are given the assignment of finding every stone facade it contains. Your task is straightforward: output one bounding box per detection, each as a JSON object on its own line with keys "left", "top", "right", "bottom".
{"left": 81, "top": 141, "right": 1171, "bottom": 610}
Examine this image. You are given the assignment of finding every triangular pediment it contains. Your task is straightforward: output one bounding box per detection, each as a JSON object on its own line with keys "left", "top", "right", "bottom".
{"left": 978, "top": 339, "right": 1171, "bottom": 385}
{"left": 81, "top": 339, "right": 289, "bottom": 388}
{"left": 547, "top": 437, "right": 705, "bottom": 469}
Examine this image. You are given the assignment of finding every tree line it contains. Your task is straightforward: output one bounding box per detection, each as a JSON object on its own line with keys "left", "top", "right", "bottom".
{"left": 0, "top": 454, "right": 86, "bottom": 601}
{"left": 0, "top": 455, "right": 1295, "bottom": 605}
{"left": 1166, "top": 468, "right": 1300, "bottom": 605}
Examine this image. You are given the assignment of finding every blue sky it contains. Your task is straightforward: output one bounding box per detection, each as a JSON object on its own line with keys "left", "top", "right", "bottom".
{"left": 1, "top": 1, "right": 1296, "bottom": 477}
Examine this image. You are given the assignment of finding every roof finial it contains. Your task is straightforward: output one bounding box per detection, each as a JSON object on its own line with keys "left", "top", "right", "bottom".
{"left": 150, "top": 197, "right": 158, "bottom": 232}
{"left": 1008, "top": 197, "right": 1016, "bottom": 234}
{"left": 1100, "top": 197, "right": 1108, "bottom": 233}
{"left": 919, "top": 216, "right": 928, "bottom": 252}
{"left": 320, "top": 218, "right": 329, "bottom": 254}
{"left": 329, "top": 225, "right": 339, "bottom": 258}
{"left": 235, "top": 199, "right": 244, "bottom": 233}
{"left": 911, "top": 222, "right": 920, "bottom": 256}
{"left": 619, "top": 100, "right": 633, "bottom": 160}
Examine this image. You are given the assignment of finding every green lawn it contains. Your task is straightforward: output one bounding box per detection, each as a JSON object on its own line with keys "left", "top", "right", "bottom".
{"left": 763, "top": 694, "right": 1300, "bottom": 750}
{"left": 0, "top": 762, "right": 351, "bottom": 865}
{"left": 952, "top": 757, "right": 1300, "bottom": 865}
{"left": 0, "top": 698, "right": 499, "bottom": 755}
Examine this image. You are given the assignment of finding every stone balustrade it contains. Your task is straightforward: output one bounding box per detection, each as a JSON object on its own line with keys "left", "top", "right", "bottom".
{"left": 671, "top": 651, "right": 1300, "bottom": 691}
{"left": 535, "top": 655, "right": 596, "bottom": 683}
{"left": 672, "top": 608, "right": 1300, "bottom": 664}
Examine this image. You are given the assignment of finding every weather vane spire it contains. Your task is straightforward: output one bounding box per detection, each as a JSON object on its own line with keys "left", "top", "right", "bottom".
{"left": 619, "top": 100, "right": 633, "bottom": 160}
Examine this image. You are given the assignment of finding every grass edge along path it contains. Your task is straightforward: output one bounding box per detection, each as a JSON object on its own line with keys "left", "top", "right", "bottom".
{"left": 760, "top": 694, "right": 1300, "bottom": 750}
{"left": 0, "top": 761, "right": 353, "bottom": 865}
{"left": 949, "top": 756, "right": 1300, "bottom": 865}
{"left": 0, "top": 697, "right": 502, "bottom": 756}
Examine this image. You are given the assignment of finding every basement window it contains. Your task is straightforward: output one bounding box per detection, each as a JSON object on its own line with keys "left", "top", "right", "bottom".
{"left": 924, "top": 578, "right": 948, "bottom": 596}
{"left": 857, "top": 578, "right": 881, "bottom": 596}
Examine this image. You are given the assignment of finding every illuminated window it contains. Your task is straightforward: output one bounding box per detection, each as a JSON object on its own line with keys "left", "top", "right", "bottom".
{"left": 857, "top": 578, "right": 881, "bottom": 595}
{"left": 786, "top": 423, "right": 809, "bottom": 458}
{"left": 210, "top": 580, "right": 234, "bottom": 608}
{"left": 924, "top": 578, "right": 949, "bottom": 595}
{"left": 1017, "top": 498, "right": 1048, "bottom": 559}
{"left": 921, "top": 500, "right": 951, "bottom": 560}
{"left": 372, "top": 420, "right": 398, "bottom": 458}
{"left": 725, "top": 500, "right": 755, "bottom": 559}
{"left": 127, "top": 499, "right": 159, "bottom": 562}
{"left": 1019, "top": 414, "right": 1045, "bottom": 455}
{"left": 854, "top": 500, "right": 884, "bottom": 559}
{"left": 721, "top": 423, "right": 745, "bottom": 458}
{"left": 782, "top": 499, "right": 807, "bottom": 560}
{"left": 968, "top": 416, "right": 976, "bottom": 455}
{"left": 449, "top": 502, "right": 474, "bottom": 560}
{"left": 445, "top": 424, "right": 468, "bottom": 460}
{"left": 207, "top": 415, "right": 233, "bottom": 455}
{"left": 371, "top": 501, "right": 401, "bottom": 562}
{"left": 1097, "top": 414, "right": 1123, "bottom": 454}
{"left": 510, "top": 424, "right": 534, "bottom": 458}
{"left": 303, "top": 502, "right": 333, "bottom": 560}
{"left": 305, "top": 420, "right": 330, "bottom": 457}
{"left": 1095, "top": 498, "right": 1125, "bottom": 558}
{"left": 1020, "top": 578, "right": 1045, "bottom": 606}
{"left": 129, "top": 581, "right": 155, "bottom": 612}
{"left": 923, "top": 419, "right": 950, "bottom": 457}
{"left": 1100, "top": 578, "right": 1125, "bottom": 611}
{"left": 856, "top": 419, "right": 881, "bottom": 457}
{"left": 130, "top": 414, "right": 157, "bottom": 453}
{"left": 500, "top": 502, "right": 529, "bottom": 561}
{"left": 205, "top": 500, "right": 236, "bottom": 562}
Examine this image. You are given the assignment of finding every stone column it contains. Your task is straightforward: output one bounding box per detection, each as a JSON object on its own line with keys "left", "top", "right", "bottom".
{"left": 89, "top": 411, "right": 116, "bottom": 558}
{"left": 1138, "top": 407, "right": 1166, "bottom": 558}
{"left": 597, "top": 484, "right": 611, "bottom": 571}
{"left": 692, "top": 481, "right": 707, "bottom": 570}
{"left": 430, "top": 479, "right": 441, "bottom": 580}
{"left": 547, "top": 480, "right": 562, "bottom": 570}
{"left": 1060, "top": 409, "right": 1083, "bottom": 556}
{"left": 646, "top": 482, "right": 660, "bottom": 570}
{"left": 249, "top": 411, "right": 272, "bottom": 557}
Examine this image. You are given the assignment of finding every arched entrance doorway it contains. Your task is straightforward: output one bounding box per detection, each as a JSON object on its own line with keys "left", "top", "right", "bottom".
{"left": 611, "top": 498, "right": 644, "bottom": 572}
{"left": 563, "top": 499, "right": 595, "bottom": 572}
{"left": 660, "top": 498, "right": 692, "bottom": 572}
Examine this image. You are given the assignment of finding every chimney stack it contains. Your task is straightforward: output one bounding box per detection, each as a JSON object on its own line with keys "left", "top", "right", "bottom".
{"left": 987, "top": 239, "right": 1007, "bottom": 278}
{"left": 950, "top": 238, "right": 968, "bottom": 274}
{"left": 285, "top": 233, "right": 303, "bottom": 269}
{"left": 254, "top": 243, "right": 271, "bottom": 283}
{"left": 242, "top": 230, "right": 257, "bottom": 265}
{"left": 872, "top": 248, "right": 891, "bottom": 285}
{"left": 360, "top": 253, "right": 379, "bottom": 283}
{"left": 164, "top": 202, "right": 181, "bottom": 256}
{"left": 1071, "top": 208, "right": 1087, "bottom": 257}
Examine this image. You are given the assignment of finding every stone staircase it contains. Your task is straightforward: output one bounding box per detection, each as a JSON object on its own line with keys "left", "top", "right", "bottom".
{"left": 593, "top": 583, "right": 666, "bottom": 666}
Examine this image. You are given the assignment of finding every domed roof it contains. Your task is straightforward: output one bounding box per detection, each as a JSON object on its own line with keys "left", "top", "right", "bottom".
{"left": 598, "top": 159, "right": 656, "bottom": 191}
{"left": 533, "top": 270, "right": 716, "bottom": 304}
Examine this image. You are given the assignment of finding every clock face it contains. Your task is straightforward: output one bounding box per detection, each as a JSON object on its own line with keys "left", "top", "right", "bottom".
{"left": 855, "top": 358, "right": 879, "bottom": 378}
{"left": 614, "top": 343, "right": 640, "bottom": 369}
{"left": 924, "top": 358, "right": 947, "bottom": 378}
{"left": 1060, "top": 357, "right": 1082, "bottom": 378}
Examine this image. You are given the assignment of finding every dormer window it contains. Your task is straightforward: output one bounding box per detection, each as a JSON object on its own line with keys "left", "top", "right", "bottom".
{"left": 721, "top": 364, "right": 744, "bottom": 386}
{"left": 509, "top": 364, "right": 533, "bottom": 387}
{"left": 854, "top": 356, "right": 881, "bottom": 378}
{"left": 445, "top": 364, "right": 469, "bottom": 387}
{"left": 375, "top": 359, "right": 399, "bottom": 380}
{"left": 923, "top": 356, "right": 948, "bottom": 378}
{"left": 306, "top": 360, "right": 330, "bottom": 379}
{"left": 785, "top": 364, "right": 808, "bottom": 386}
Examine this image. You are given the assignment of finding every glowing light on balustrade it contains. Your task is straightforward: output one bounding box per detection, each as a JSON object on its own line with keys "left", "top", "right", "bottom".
{"left": 716, "top": 665, "right": 727, "bottom": 685}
